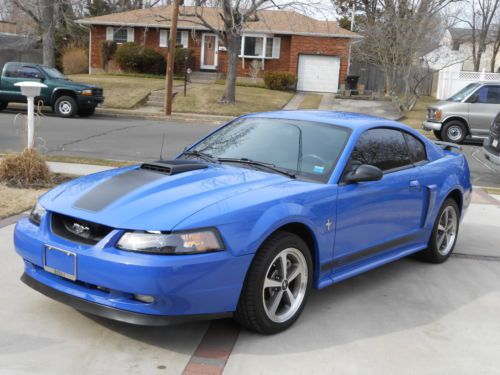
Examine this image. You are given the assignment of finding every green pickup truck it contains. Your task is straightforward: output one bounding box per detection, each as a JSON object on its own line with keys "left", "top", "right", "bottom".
{"left": 0, "top": 62, "right": 104, "bottom": 118}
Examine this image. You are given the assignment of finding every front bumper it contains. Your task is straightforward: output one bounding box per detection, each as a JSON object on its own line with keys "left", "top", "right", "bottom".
{"left": 21, "top": 272, "right": 231, "bottom": 326}
{"left": 421, "top": 121, "right": 442, "bottom": 131}
{"left": 14, "top": 217, "right": 253, "bottom": 321}
{"left": 77, "top": 95, "right": 104, "bottom": 109}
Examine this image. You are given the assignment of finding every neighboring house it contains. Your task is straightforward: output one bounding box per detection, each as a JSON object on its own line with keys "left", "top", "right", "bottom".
{"left": 76, "top": 5, "right": 361, "bottom": 93}
{"left": 0, "top": 22, "right": 42, "bottom": 70}
{"left": 425, "top": 27, "right": 500, "bottom": 72}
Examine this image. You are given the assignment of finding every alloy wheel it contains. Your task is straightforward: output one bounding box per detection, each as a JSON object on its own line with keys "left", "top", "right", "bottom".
{"left": 436, "top": 206, "right": 458, "bottom": 256}
{"left": 59, "top": 101, "right": 72, "bottom": 115}
{"left": 446, "top": 126, "right": 463, "bottom": 142}
{"left": 262, "top": 248, "right": 308, "bottom": 323}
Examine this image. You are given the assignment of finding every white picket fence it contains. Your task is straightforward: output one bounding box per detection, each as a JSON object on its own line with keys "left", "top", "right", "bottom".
{"left": 436, "top": 69, "right": 500, "bottom": 99}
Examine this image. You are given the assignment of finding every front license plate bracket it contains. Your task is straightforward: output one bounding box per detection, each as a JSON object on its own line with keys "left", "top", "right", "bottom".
{"left": 43, "top": 245, "right": 77, "bottom": 281}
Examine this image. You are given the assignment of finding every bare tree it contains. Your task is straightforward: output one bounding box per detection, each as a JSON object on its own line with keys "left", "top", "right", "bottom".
{"left": 459, "top": 0, "right": 500, "bottom": 71}
{"left": 354, "top": 0, "right": 459, "bottom": 109}
{"left": 490, "top": 20, "right": 500, "bottom": 71}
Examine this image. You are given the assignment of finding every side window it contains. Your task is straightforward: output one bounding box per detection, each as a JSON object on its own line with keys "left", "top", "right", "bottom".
{"left": 403, "top": 133, "right": 427, "bottom": 163}
{"left": 351, "top": 128, "right": 412, "bottom": 172}
{"left": 20, "top": 66, "right": 42, "bottom": 79}
{"left": 113, "top": 28, "right": 128, "bottom": 43}
{"left": 5, "top": 64, "right": 21, "bottom": 77}
{"left": 474, "top": 86, "right": 500, "bottom": 104}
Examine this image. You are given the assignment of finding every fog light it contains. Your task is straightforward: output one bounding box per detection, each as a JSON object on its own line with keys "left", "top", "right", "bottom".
{"left": 134, "top": 294, "right": 155, "bottom": 303}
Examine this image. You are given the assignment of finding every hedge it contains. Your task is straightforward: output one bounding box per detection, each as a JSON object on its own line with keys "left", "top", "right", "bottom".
{"left": 263, "top": 71, "right": 297, "bottom": 91}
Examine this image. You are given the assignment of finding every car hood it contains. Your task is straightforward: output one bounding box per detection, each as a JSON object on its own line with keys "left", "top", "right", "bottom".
{"left": 49, "top": 78, "right": 100, "bottom": 90}
{"left": 39, "top": 164, "right": 290, "bottom": 231}
{"left": 429, "top": 100, "right": 457, "bottom": 110}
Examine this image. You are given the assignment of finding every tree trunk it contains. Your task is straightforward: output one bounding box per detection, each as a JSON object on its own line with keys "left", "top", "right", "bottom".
{"left": 40, "top": 0, "right": 56, "bottom": 67}
{"left": 221, "top": 33, "right": 238, "bottom": 104}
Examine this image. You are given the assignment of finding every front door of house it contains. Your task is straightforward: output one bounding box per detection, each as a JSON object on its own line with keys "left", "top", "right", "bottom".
{"left": 202, "top": 34, "right": 217, "bottom": 70}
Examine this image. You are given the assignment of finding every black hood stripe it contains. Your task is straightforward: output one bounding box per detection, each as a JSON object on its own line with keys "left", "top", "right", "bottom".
{"left": 74, "top": 170, "right": 163, "bottom": 212}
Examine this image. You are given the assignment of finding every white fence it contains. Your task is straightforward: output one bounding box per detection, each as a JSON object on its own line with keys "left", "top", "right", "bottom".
{"left": 437, "top": 70, "right": 500, "bottom": 100}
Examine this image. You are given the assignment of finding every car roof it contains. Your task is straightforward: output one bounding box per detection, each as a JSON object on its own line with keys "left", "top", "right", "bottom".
{"left": 244, "top": 110, "right": 406, "bottom": 132}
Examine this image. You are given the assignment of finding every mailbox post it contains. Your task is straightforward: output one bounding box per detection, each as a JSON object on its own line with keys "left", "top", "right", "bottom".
{"left": 14, "top": 81, "right": 47, "bottom": 149}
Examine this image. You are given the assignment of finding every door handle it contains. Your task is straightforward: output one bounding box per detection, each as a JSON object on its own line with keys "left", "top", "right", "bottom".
{"left": 409, "top": 180, "right": 421, "bottom": 190}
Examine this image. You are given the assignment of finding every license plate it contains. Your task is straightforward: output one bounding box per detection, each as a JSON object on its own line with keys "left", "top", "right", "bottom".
{"left": 493, "top": 138, "right": 499, "bottom": 148}
{"left": 44, "top": 245, "right": 77, "bottom": 281}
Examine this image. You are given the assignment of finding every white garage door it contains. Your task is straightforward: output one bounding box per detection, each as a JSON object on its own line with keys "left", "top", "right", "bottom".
{"left": 297, "top": 55, "right": 340, "bottom": 93}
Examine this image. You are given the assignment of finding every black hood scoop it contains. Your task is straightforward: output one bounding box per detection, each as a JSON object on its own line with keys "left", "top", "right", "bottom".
{"left": 140, "top": 160, "right": 208, "bottom": 175}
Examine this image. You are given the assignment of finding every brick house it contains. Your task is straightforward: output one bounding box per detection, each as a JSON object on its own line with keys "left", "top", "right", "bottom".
{"left": 77, "top": 6, "right": 360, "bottom": 93}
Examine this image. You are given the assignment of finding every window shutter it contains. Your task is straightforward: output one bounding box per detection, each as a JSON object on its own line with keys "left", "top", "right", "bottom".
{"left": 181, "top": 31, "right": 189, "bottom": 48}
{"left": 159, "top": 30, "right": 168, "bottom": 47}
{"left": 272, "top": 37, "right": 281, "bottom": 59}
{"left": 127, "top": 27, "right": 135, "bottom": 42}
{"left": 106, "top": 27, "right": 114, "bottom": 41}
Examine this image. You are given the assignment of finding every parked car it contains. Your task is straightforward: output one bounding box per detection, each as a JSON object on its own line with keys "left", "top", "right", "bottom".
{"left": 422, "top": 82, "right": 500, "bottom": 143}
{"left": 484, "top": 112, "right": 500, "bottom": 165}
{"left": 14, "top": 111, "right": 471, "bottom": 334}
{"left": 0, "top": 62, "right": 103, "bottom": 118}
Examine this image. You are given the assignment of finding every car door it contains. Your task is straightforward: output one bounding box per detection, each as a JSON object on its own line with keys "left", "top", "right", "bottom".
{"left": 1, "top": 65, "right": 44, "bottom": 103}
{"left": 333, "top": 128, "right": 426, "bottom": 269}
{"left": 468, "top": 85, "right": 500, "bottom": 136}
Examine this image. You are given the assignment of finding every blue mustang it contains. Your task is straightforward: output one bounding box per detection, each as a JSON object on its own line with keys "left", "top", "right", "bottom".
{"left": 14, "top": 111, "right": 471, "bottom": 334}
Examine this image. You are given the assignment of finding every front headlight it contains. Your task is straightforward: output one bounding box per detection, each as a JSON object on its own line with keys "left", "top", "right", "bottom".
{"left": 81, "top": 89, "right": 93, "bottom": 96}
{"left": 116, "top": 228, "right": 224, "bottom": 255}
{"left": 29, "top": 202, "right": 46, "bottom": 226}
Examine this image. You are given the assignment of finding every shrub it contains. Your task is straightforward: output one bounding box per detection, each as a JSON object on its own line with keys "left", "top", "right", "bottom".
{"left": 101, "top": 40, "right": 117, "bottom": 71}
{"left": 0, "top": 149, "right": 51, "bottom": 187}
{"left": 174, "top": 48, "right": 195, "bottom": 75}
{"left": 263, "top": 71, "right": 297, "bottom": 91}
{"left": 115, "top": 42, "right": 166, "bottom": 74}
{"left": 61, "top": 47, "right": 88, "bottom": 74}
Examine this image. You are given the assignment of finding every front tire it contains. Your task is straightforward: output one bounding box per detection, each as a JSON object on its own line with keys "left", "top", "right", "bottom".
{"left": 235, "top": 232, "right": 313, "bottom": 334}
{"left": 419, "top": 198, "right": 460, "bottom": 263}
{"left": 442, "top": 121, "right": 467, "bottom": 144}
{"left": 0, "top": 101, "right": 7, "bottom": 111}
{"left": 55, "top": 96, "right": 77, "bottom": 118}
{"left": 433, "top": 129, "right": 443, "bottom": 140}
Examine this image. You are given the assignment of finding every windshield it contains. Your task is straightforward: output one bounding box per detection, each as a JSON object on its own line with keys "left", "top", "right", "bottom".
{"left": 447, "top": 83, "right": 480, "bottom": 102}
{"left": 41, "top": 66, "right": 67, "bottom": 79}
{"left": 187, "top": 117, "right": 350, "bottom": 182}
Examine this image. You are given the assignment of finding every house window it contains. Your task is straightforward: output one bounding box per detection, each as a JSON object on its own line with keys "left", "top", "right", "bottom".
{"left": 113, "top": 28, "right": 128, "bottom": 43}
{"left": 159, "top": 30, "right": 188, "bottom": 48}
{"left": 239, "top": 35, "right": 281, "bottom": 59}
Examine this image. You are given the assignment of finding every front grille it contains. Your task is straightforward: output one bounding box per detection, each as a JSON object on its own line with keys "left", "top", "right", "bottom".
{"left": 51, "top": 212, "right": 113, "bottom": 245}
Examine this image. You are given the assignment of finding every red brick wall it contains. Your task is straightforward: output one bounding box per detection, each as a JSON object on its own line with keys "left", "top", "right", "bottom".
{"left": 89, "top": 26, "right": 351, "bottom": 84}
{"left": 289, "top": 35, "right": 350, "bottom": 84}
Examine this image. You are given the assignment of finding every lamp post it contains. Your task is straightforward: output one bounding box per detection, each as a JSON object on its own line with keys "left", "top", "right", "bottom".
{"left": 14, "top": 81, "right": 47, "bottom": 149}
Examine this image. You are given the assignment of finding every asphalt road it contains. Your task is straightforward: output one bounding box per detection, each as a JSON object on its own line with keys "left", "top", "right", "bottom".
{"left": 0, "top": 110, "right": 499, "bottom": 187}
{"left": 0, "top": 110, "right": 220, "bottom": 161}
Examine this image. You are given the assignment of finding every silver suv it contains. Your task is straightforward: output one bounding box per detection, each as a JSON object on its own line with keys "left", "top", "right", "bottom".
{"left": 422, "top": 82, "right": 500, "bottom": 143}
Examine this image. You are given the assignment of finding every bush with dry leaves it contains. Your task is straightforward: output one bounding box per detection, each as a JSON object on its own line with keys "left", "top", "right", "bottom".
{"left": 0, "top": 149, "right": 51, "bottom": 187}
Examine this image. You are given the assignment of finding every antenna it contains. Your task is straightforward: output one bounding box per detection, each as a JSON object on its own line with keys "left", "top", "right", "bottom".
{"left": 159, "top": 133, "right": 166, "bottom": 161}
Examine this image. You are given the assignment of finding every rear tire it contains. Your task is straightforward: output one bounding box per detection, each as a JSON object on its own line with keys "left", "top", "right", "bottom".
{"left": 0, "top": 101, "right": 7, "bottom": 111}
{"left": 78, "top": 107, "right": 96, "bottom": 117}
{"left": 433, "top": 129, "right": 443, "bottom": 140}
{"left": 418, "top": 198, "right": 460, "bottom": 264}
{"left": 442, "top": 120, "right": 467, "bottom": 144}
{"left": 55, "top": 96, "right": 77, "bottom": 118}
{"left": 234, "top": 232, "right": 313, "bottom": 334}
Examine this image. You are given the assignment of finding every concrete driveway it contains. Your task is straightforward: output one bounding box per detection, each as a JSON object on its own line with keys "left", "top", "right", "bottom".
{"left": 1, "top": 192, "right": 499, "bottom": 375}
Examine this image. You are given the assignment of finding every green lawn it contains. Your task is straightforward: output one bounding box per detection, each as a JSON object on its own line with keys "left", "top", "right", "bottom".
{"left": 299, "top": 94, "right": 322, "bottom": 109}
{"left": 69, "top": 74, "right": 182, "bottom": 109}
{"left": 173, "top": 84, "right": 294, "bottom": 116}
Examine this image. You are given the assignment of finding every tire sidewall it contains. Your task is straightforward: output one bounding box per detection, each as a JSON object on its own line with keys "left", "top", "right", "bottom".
{"left": 55, "top": 96, "right": 77, "bottom": 118}
{"left": 246, "top": 233, "right": 313, "bottom": 334}
{"left": 442, "top": 121, "right": 467, "bottom": 144}
{"left": 428, "top": 198, "right": 460, "bottom": 263}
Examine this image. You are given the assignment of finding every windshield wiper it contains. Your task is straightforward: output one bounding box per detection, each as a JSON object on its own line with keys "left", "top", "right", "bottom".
{"left": 182, "top": 150, "right": 219, "bottom": 163}
{"left": 218, "top": 157, "right": 296, "bottom": 179}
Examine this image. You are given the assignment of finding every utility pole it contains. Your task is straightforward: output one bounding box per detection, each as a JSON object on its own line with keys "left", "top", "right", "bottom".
{"left": 164, "top": 0, "right": 181, "bottom": 115}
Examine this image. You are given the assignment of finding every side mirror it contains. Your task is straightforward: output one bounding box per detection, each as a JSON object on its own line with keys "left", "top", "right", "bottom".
{"left": 468, "top": 93, "right": 478, "bottom": 103}
{"left": 344, "top": 164, "right": 383, "bottom": 184}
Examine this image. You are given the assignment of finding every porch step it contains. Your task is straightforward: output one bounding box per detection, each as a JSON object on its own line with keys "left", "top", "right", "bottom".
{"left": 145, "top": 89, "right": 178, "bottom": 107}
